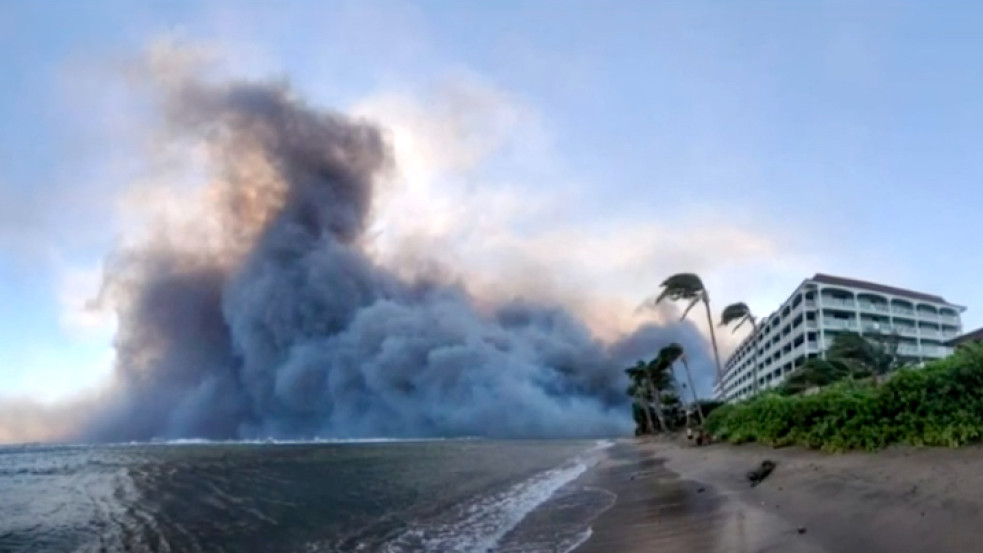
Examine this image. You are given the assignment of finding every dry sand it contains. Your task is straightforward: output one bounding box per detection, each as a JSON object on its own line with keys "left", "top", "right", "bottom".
{"left": 574, "top": 438, "right": 983, "bottom": 553}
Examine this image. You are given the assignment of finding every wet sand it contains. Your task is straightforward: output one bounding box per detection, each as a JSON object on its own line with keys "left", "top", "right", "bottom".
{"left": 576, "top": 438, "right": 983, "bottom": 553}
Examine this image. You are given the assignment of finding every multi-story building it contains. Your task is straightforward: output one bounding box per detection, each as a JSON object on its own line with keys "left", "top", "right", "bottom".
{"left": 715, "top": 273, "right": 965, "bottom": 402}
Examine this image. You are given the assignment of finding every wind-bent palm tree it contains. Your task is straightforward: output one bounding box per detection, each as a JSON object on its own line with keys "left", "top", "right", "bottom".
{"left": 641, "top": 359, "right": 670, "bottom": 433}
{"left": 720, "top": 302, "right": 761, "bottom": 395}
{"left": 641, "top": 273, "right": 723, "bottom": 381}
{"left": 656, "top": 342, "right": 705, "bottom": 425}
{"left": 625, "top": 363, "right": 657, "bottom": 434}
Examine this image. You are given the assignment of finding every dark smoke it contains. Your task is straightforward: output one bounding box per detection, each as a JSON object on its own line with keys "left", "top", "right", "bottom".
{"left": 77, "top": 70, "right": 715, "bottom": 442}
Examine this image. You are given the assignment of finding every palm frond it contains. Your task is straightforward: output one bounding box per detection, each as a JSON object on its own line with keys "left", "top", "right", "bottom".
{"left": 680, "top": 295, "right": 702, "bottom": 320}
{"left": 654, "top": 273, "right": 705, "bottom": 304}
{"left": 720, "top": 301, "right": 755, "bottom": 328}
{"left": 657, "top": 342, "right": 685, "bottom": 365}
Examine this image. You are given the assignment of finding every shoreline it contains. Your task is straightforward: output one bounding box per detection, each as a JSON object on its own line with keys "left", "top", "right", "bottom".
{"left": 573, "top": 438, "right": 983, "bottom": 553}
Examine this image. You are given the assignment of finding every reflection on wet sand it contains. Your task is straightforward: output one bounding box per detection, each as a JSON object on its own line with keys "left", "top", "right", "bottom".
{"left": 576, "top": 443, "right": 826, "bottom": 553}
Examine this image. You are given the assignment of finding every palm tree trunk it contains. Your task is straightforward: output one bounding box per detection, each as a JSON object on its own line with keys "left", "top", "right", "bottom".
{"left": 702, "top": 298, "right": 724, "bottom": 381}
{"left": 646, "top": 378, "right": 668, "bottom": 433}
{"left": 636, "top": 393, "right": 656, "bottom": 435}
{"left": 679, "top": 357, "right": 705, "bottom": 425}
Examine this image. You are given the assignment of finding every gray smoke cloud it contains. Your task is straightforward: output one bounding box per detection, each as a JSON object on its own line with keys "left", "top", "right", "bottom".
{"left": 71, "top": 66, "right": 715, "bottom": 442}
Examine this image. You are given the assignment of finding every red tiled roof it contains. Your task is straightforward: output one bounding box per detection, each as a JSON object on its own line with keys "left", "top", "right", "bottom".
{"left": 811, "top": 273, "right": 952, "bottom": 305}
{"left": 944, "top": 327, "right": 983, "bottom": 347}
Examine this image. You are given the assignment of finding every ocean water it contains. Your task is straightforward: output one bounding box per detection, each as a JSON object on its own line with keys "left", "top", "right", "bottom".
{"left": 0, "top": 439, "right": 615, "bottom": 553}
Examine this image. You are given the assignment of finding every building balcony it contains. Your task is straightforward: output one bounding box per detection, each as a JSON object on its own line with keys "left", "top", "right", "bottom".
{"left": 917, "top": 311, "right": 938, "bottom": 321}
{"left": 895, "top": 326, "right": 918, "bottom": 336}
{"left": 892, "top": 306, "right": 915, "bottom": 316}
{"left": 940, "top": 315, "right": 960, "bottom": 325}
{"left": 897, "top": 344, "right": 952, "bottom": 357}
{"left": 858, "top": 302, "right": 891, "bottom": 313}
{"left": 898, "top": 344, "right": 921, "bottom": 356}
{"left": 860, "top": 322, "right": 892, "bottom": 333}
{"left": 919, "top": 329, "right": 940, "bottom": 339}
{"left": 822, "top": 298, "right": 856, "bottom": 309}
{"left": 823, "top": 318, "right": 857, "bottom": 330}
{"left": 920, "top": 345, "right": 951, "bottom": 358}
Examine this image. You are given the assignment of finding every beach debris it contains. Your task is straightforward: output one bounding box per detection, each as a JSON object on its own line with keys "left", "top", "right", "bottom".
{"left": 797, "top": 526, "right": 807, "bottom": 535}
{"left": 747, "top": 460, "right": 777, "bottom": 487}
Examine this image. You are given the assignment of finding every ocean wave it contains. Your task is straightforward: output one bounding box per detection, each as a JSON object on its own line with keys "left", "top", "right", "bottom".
{"left": 561, "top": 527, "right": 593, "bottom": 553}
{"left": 113, "top": 436, "right": 468, "bottom": 447}
{"left": 379, "top": 441, "right": 609, "bottom": 553}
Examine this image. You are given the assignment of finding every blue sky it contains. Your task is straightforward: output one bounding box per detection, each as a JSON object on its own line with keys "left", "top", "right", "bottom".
{"left": 2, "top": 0, "right": 983, "bottom": 402}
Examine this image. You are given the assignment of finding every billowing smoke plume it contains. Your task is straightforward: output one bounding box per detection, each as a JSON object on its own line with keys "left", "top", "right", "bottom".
{"left": 70, "top": 63, "right": 714, "bottom": 442}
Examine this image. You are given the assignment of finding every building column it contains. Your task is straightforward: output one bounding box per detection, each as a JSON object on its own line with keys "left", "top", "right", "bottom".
{"left": 817, "top": 288, "right": 826, "bottom": 360}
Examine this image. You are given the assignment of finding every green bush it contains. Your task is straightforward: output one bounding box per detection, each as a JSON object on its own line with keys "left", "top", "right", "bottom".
{"left": 705, "top": 345, "right": 983, "bottom": 452}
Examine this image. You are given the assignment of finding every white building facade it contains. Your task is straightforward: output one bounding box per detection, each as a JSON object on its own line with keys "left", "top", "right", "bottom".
{"left": 715, "top": 274, "right": 965, "bottom": 402}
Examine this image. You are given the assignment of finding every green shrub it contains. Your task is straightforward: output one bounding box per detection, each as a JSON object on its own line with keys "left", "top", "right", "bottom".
{"left": 707, "top": 345, "right": 983, "bottom": 452}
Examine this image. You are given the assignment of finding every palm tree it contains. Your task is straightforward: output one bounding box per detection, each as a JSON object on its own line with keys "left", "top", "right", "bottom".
{"left": 641, "top": 273, "right": 724, "bottom": 381}
{"left": 625, "top": 363, "right": 657, "bottom": 434}
{"left": 828, "top": 330, "right": 904, "bottom": 384}
{"left": 641, "top": 359, "right": 670, "bottom": 433}
{"left": 656, "top": 342, "right": 705, "bottom": 425}
{"left": 720, "top": 302, "right": 761, "bottom": 395}
{"left": 780, "top": 357, "right": 862, "bottom": 395}
{"left": 779, "top": 331, "right": 909, "bottom": 395}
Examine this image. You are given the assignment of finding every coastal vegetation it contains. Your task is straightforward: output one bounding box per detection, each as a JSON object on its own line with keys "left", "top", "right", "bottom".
{"left": 705, "top": 343, "right": 983, "bottom": 451}
{"left": 634, "top": 270, "right": 983, "bottom": 452}
{"left": 631, "top": 272, "right": 748, "bottom": 436}
{"left": 626, "top": 342, "right": 721, "bottom": 435}
{"left": 641, "top": 273, "right": 724, "bottom": 380}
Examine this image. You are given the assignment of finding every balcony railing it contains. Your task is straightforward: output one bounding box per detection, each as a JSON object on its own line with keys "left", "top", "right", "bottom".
{"left": 919, "top": 329, "right": 940, "bottom": 339}
{"left": 920, "top": 345, "right": 951, "bottom": 357}
{"left": 822, "top": 298, "right": 856, "bottom": 309}
{"left": 898, "top": 344, "right": 921, "bottom": 355}
{"left": 917, "top": 311, "right": 938, "bottom": 320}
{"left": 860, "top": 322, "right": 892, "bottom": 332}
{"left": 896, "top": 344, "right": 953, "bottom": 357}
{"left": 892, "top": 306, "right": 915, "bottom": 316}
{"left": 823, "top": 318, "right": 857, "bottom": 329}
{"left": 895, "top": 326, "right": 918, "bottom": 336}
{"left": 940, "top": 315, "right": 959, "bottom": 325}
{"left": 858, "top": 302, "right": 891, "bottom": 313}
{"left": 804, "top": 300, "right": 817, "bottom": 309}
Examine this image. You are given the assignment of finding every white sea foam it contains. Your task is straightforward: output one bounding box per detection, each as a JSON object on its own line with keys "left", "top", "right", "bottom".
{"left": 560, "top": 527, "right": 593, "bottom": 553}
{"left": 380, "top": 439, "right": 611, "bottom": 553}
{"left": 106, "top": 436, "right": 463, "bottom": 447}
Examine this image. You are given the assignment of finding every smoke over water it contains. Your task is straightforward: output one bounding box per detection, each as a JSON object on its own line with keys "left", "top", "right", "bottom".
{"left": 51, "top": 59, "right": 714, "bottom": 442}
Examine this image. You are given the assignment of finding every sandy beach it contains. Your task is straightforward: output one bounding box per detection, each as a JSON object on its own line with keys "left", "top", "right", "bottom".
{"left": 575, "top": 438, "right": 983, "bottom": 553}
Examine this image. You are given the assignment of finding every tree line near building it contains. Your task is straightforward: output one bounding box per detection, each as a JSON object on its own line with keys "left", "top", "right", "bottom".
{"left": 705, "top": 343, "right": 983, "bottom": 451}
{"left": 629, "top": 272, "right": 742, "bottom": 435}
{"left": 637, "top": 272, "right": 983, "bottom": 452}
